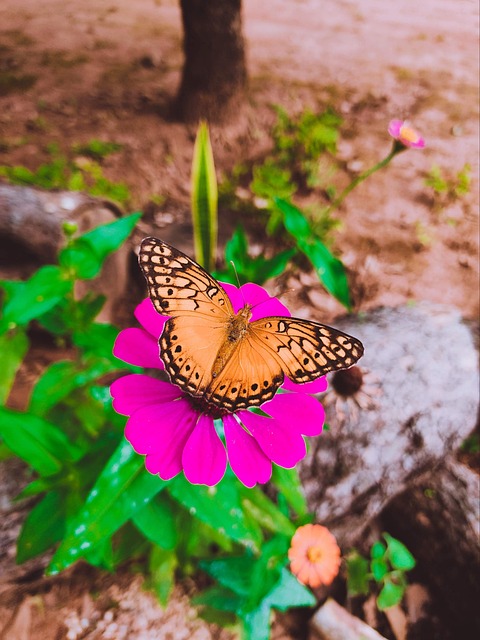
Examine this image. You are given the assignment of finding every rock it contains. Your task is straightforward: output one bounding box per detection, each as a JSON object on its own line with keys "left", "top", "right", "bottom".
{"left": 300, "top": 303, "right": 479, "bottom": 548}
{"left": 310, "top": 598, "right": 388, "bottom": 640}
{"left": 0, "top": 184, "right": 129, "bottom": 323}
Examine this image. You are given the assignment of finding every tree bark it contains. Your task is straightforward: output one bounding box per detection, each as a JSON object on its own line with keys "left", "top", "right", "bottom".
{"left": 175, "top": 0, "right": 247, "bottom": 123}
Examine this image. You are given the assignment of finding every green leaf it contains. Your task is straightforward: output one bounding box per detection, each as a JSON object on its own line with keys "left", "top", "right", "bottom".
{"left": 346, "top": 551, "right": 370, "bottom": 596}
{"left": 133, "top": 494, "right": 177, "bottom": 550}
{"left": 58, "top": 212, "right": 141, "bottom": 280}
{"left": 0, "top": 329, "right": 28, "bottom": 403}
{"left": 191, "top": 122, "right": 217, "bottom": 272}
{"left": 376, "top": 578, "right": 405, "bottom": 610}
{"left": 242, "top": 603, "right": 272, "bottom": 640}
{"left": 240, "top": 486, "right": 295, "bottom": 537}
{"left": 194, "top": 584, "right": 245, "bottom": 613}
{"left": 273, "top": 198, "right": 351, "bottom": 309}
{"left": 371, "top": 541, "right": 386, "bottom": 560}
{"left": 300, "top": 238, "right": 351, "bottom": 309}
{"left": 47, "top": 441, "right": 166, "bottom": 574}
{"left": 274, "top": 197, "right": 311, "bottom": 241}
{"left": 0, "top": 407, "right": 81, "bottom": 476}
{"left": 266, "top": 568, "right": 316, "bottom": 610}
{"left": 169, "top": 474, "right": 262, "bottom": 549}
{"left": 371, "top": 557, "right": 389, "bottom": 582}
{"left": 200, "top": 554, "right": 256, "bottom": 597}
{"left": 149, "top": 546, "right": 178, "bottom": 606}
{"left": 17, "top": 491, "right": 66, "bottom": 563}
{"left": 29, "top": 358, "right": 115, "bottom": 417}
{"left": 0, "top": 266, "right": 72, "bottom": 331}
{"left": 384, "top": 533, "right": 416, "bottom": 571}
{"left": 270, "top": 466, "right": 308, "bottom": 517}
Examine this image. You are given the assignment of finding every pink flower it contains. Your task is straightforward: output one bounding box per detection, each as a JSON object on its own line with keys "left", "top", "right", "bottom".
{"left": 388, "top": 119, "right": 425, "bottom": 149}
{"left": 111, "top": 284, "right": 326, "bottom": 488}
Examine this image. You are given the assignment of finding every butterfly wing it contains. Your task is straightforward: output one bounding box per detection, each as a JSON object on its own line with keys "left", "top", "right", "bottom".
{"left": 138, "top": 237, "right": 233, "bottom": 319}
{"left": 204, "top": 331, "right": 286, "bottom": 412}
{"left": 249, "top": 316, "right": 364, "bottom": 382}
{"left": 204, "top": 317, "right": 364, "bottom": 413}
{"left": 138, "top": 237, "right": 234, "bottom": 398}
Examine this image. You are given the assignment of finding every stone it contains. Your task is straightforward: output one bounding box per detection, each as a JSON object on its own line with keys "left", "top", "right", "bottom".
{"left": 300, "top": 303, "right": 479, "bottom": 548}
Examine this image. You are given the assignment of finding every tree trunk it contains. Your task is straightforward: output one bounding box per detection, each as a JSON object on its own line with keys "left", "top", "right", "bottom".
{"left": 176, "top": 0, "right": 247, "bottom": 123}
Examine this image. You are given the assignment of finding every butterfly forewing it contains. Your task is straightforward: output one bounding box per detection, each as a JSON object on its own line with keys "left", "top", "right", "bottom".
{"left": 139, "top": 237, "right": 233, "bottom": 318}
{"left": 160, "top": 314, "right": 229, "bottom": 398}
{"left": 249, "top": 317, "right": 364, "bottom": 383}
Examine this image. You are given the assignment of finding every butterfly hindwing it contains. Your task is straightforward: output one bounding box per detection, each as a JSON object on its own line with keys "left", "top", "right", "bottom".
{"left": 249, "top": 317, "right": 364, "bottom": 383}
{"left": 139, "top": 237, "right": 233, "bottom": 318}
{"left": 204, "top": 331, "right": 285, "bottom": 412}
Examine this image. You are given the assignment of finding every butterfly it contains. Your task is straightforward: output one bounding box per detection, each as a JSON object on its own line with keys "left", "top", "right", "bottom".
{"left": 138, "top": 237, "right": 364, "bottom": 414}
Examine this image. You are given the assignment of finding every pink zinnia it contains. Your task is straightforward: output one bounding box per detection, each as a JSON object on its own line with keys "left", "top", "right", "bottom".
{"left": 111, "top": 283, "right": 326, "bottom": 488}
{"left": 388, "top": 119, "right": 425, "bottom": 149}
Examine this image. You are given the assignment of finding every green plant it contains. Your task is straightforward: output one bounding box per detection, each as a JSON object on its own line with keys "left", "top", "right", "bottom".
{"left": 346, "top": 533, "right": 416, "bottom": 610}
{"left": 214, "top": 226, "right": 295, "bottom": 286}
{"left": 424, "top": 163, "right": 471, "bottom": 210}
{"left": 0, "top": 173, "right": 318, "bottom": 640}
{"left": 0, "top": 140, "right": 130, "bottom": 206}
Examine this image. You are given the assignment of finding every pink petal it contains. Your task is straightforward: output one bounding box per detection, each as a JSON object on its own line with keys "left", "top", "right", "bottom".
{"left": 283, "top": 376, "right": 328, "bottom": 394}
{"left": 110, "top": 374, "right": 182, "bottom": 416}
{"left": 262, "top": 392, "right": 324, "bottom": 437}
{"left": 223, "top": 414, "right": 272, "bottom": 487}
{"left": 125, "top": 398, "right": 197, "bottom": 481}
{"left": 250, "top": 296, "right": 291, "bottom": 321}
{"left": 182, "top": 415, "right": 227, "bottom": 486}
{"left": 113, "top": 328, "right": 164, "bottom": 370}
{"left": 134, "top": 298, "right": 169, "bottom": 339}
{"left": 238, "top": 409, "right": 306, "bottom": 468}
{"left": 388, "top": 119, "right": 403, "bottom": 138}
{"left": 220, "top": 282, "right": 244, "bottom": 313}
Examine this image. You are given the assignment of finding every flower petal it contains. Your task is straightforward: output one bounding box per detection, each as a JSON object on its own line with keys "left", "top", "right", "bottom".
{"left": 134, "top": 298, "right": 169, "bottom": 339}
{"left": 182, "top": 415, "right": 227, "bottom": 486}
{"left": 223, "top": 414, "right": 272, "bottom": 487}
{"left": 388, "top": 119, "right": 403, "bottom": 138}
{"left": 283, "top": 376, "right": 327, "bottom": 394}
{"left": 125, "top": 398, "right": 197, "bottom": 481}
{"left": 113, "top": 328, "right": 164, "bottom": 369}
{"left": 220, "top": 282, "right": 244, "bottom": 313}
{"left": 238, "top": 408, "right": 306, "bottom": 468}
{"left": 263, "top": 393, "right": 324, "bottom": 437}
{"left": 110, "top": 374, "right": 182, "bottom": 416}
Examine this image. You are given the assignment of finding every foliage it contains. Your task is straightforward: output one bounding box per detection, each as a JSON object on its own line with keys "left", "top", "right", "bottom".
{"left": 0, "top": 218, "right": 316, "bottom": 639}
{"left": 0, "top": 140, "right": 130, "bottom": 206}
{"left": 218, "top": 106, "right": 352, "bottom": 308}
{"left": 214, "top": 226, "right": 295, "bottom": 286}
{"left": 424, "top": 163, "right": 471, "bottom": 210}
{"left": 346, "top": 533, "right": 416, "bottom": 610}
{"left": 191, "top": 122, "right": 218, "bottom": 273}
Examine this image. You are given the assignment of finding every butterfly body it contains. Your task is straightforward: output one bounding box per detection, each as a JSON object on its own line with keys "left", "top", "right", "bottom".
{"left": 139, "top": 237, "right": 364, "bottom": 415}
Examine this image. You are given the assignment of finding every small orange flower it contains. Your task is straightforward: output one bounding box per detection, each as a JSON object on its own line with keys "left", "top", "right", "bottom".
{"left": 288, "top": 524, "right": 341, "bottom": 588}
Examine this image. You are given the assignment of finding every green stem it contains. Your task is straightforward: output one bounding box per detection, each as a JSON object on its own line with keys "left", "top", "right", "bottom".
{"left": 326, "top": 145, "right": 401, "bottom": 215}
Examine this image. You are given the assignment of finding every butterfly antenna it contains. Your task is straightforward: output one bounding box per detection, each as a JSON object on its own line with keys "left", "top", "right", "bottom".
{"left": 229, "top": 261, "right": 248, "bottom": 306}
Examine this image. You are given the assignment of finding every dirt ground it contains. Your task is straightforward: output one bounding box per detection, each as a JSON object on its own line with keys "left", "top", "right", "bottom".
{"left": 0, "top": 0, "right": 479, "bottom": 638}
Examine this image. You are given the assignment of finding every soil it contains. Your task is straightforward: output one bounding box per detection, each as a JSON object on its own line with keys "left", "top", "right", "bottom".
{"left": 0, "top": 0, "right": 478, "bottom": 638}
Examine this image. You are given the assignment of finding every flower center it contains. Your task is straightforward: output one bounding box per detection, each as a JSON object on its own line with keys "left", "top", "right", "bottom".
{"left": 331, "top": 366, "right": 363, "bottom": 396}
{"left": 400, "top": 124, "right": 418, "bottom": 143}
{"left": 187, "top": 394, "right": 229, "bottom": 419}
{"left": 307, "top": 545, "right": 323, "bottom": 563}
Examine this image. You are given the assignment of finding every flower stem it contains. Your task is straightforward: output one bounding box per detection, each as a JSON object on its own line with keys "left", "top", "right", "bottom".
{"left": 326, "top": 145, "right": 401, "bottom": 215}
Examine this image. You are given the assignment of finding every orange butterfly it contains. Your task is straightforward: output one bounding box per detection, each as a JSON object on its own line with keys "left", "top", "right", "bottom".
{"left": 139, "top": 237, "right": 364, "bottom": 413}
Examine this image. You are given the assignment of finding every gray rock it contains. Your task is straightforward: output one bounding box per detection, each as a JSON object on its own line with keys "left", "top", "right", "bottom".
{"left": 300, "top": 303, "right": 479, "bottom": 548}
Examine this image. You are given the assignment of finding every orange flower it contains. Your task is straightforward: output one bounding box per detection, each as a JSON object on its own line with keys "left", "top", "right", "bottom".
{"left": 288, "top": 524, "right": 341, "bottom": 588}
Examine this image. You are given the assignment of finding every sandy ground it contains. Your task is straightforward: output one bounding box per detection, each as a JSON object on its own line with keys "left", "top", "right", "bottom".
{"left": 0, "top": 0, "right": 479, "bottom": 638}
